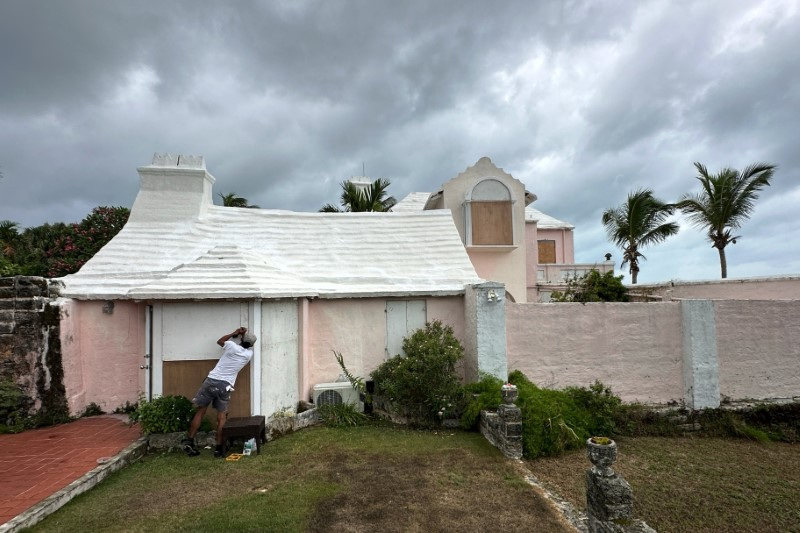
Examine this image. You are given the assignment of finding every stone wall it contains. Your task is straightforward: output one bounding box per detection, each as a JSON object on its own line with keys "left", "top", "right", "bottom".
{"left": 0, "top": 277, "right": 68, "bottom": 426}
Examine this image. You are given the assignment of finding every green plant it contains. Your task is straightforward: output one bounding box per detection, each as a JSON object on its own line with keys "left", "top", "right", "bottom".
{"left": 129, "top": 395, "right": 195, "bottom": 434}
{"left": 564, "top": 380, "right": 622, "bottom": 435}
{"left": 551, "top": 270, "right": 629, "bottom": 302}
{"left": 333, "top": 350, "right": 366, "bottom": 397}
{"left": 113, "top": 401, "right": 138, "bottom": 415}
{"left": 81, "top": 402, "right": 105, "bottom": 417}
{"left": 371, "top": 320, "right": 466, "bottom": 426}
{"left": 0, "top": 379, "right": 33, "bottom": 433}
{"left": 317, "top": 403, "right": 368, "bottom": 427}
{"left": 460, "top": 374, "right": 504, "bottom": 429}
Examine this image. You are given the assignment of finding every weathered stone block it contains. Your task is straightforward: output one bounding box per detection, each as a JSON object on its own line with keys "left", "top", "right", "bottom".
{"left": 12, "top": 297, "right": 45, "bottom": 311}
{"left": 0, "top": 287, "right": 15, "bottom": 298}
{"left": 0, "top": 300, "right": 16, "bottom": 310}
{"left": 586, "top": 470, "right": 633, "bottom": 522}
{"left": 0, "top": 277, "right": 15, "bottom": 288}
{"left": 498, "top": 403, "right": 521, "bottom": 421}
{"left": 0, "top": 309, "right": 15, "bottom": 322}
{"left": 0, "top": 323, "right": 14, "bottom": 334}
{"left": 505, "top": 421, "right": 522, "bottom": 438}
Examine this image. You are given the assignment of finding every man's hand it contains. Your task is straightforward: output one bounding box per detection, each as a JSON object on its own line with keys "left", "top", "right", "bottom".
{"left": 218, "top": 327, "right": 247, "bottom": 347}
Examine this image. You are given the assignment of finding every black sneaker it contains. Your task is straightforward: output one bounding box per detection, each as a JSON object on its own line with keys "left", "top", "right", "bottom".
{"left": 182, "top": 438, "right": 200, "bottom": 457}
{"left": 213, "top": 445, "right": 225, "bottom": 458}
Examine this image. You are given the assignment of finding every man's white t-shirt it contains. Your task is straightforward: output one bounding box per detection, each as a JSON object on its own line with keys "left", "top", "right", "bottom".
{"left": 207, "top": 340, "right": 253, "bottom": 387}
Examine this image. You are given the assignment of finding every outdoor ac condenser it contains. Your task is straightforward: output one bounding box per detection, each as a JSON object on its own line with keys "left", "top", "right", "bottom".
{"left": 312, "top": 382, "right": 363, "bottom": 412}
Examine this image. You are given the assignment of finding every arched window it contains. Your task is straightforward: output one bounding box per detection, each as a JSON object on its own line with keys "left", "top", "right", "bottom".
{"left": 467, "top": 179, "right": 513, "bottom": 245}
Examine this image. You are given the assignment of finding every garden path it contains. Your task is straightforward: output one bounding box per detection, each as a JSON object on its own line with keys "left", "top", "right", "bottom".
{"left": 0, "top": 415, "right": 140, "bottom": 526}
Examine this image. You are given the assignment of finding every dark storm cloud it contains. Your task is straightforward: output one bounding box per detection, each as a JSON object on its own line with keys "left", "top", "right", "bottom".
{"left": 0, "top": 0, "right": 797, "bottom": 283}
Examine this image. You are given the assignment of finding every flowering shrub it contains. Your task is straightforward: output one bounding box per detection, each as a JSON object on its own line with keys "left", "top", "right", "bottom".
{"left": 370, "top": 320, "right": 465, "bottom": 426}
{"left": 47, "top": 206, "right": 129, "bottom": 277}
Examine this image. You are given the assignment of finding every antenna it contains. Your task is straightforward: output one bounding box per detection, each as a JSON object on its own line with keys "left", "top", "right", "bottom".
{"left": 362, "top": 162, "right": 365, "bottom": 176}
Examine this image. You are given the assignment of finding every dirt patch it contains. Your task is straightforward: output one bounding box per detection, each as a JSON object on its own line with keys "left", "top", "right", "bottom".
{"left": 308, "top": 450, "right": 573, "bottom": 532}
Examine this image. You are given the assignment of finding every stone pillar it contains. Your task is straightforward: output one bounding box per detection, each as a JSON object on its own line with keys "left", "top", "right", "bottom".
{"left": 585, "top": 438, "right": 655, "bottom": 533}
{"left": 479, "top": 384, "right": 522, "bottom": 459}
{"left": 681, "top": 299, "right": 720, "bottom": 409}
{"left": 464, "top": 281, "right": 507, "bottom": 382}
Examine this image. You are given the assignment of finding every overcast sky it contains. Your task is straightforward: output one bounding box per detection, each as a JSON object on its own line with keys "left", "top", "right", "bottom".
{"left": 1, "top": 0, "right": 798, "bottom": 284}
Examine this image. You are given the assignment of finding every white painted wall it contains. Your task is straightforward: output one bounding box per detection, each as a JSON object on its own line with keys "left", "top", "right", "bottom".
{"left": 160, "top": 302, "right": 248, "bottom": 360}
{"left": 260, "top": 300, "right": 299, "bottom": 414}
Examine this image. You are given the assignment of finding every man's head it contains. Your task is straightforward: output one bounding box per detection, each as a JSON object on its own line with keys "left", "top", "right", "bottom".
{"left": 241, "top": 331, "right": 257, "bottom": 348}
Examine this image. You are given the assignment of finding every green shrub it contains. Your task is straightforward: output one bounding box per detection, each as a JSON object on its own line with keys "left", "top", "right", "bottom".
{"left": 81, "top": 402, "right": 105, "bottom": 417}
{"left": 0, "top": 380, "right": 33, "bottom": 433}
{"left": 564, "top": 380, "right": 622, "bottom": 436}
{"left": 551, "top": 270, "right": 629, "bottom": 302}
{"left": 129, "top": 395, "right": 195, "bottom": 434}
{"left": 317, "top": 403, "right": 368, "bottom": 427}
{"left": 371, "top": 320, "right": 466, "bottom": 426}
{"left": 460, "top": 374, "right": 504, "bottom": 429}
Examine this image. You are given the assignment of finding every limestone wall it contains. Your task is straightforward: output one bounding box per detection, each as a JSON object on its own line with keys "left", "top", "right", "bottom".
{"left": 631, "top": 275, "right": 800, "bottom": 301}
{"left": 0, "top": 277, "right": 68, "bottom": 424}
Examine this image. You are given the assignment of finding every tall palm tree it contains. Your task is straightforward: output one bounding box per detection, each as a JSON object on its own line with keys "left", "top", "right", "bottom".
{"left": 677, "top": 162, "right": 775, "bottom": 279}
{"left": 218, "top": 192, "right": 259, "bottom": 208}
{"left": 602, "top": 189, "right": 679, "bottom": 284}
{"left": 320, "top": 178, "right": 397, "bottom": 212}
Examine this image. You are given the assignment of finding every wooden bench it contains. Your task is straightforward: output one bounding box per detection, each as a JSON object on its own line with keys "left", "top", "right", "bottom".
{"left": 220, "top": 416, "right": 266, "bottom": 454}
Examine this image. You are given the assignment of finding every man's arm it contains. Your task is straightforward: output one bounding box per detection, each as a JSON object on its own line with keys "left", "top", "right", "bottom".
{"left": 217, "top": 327, "right": 246, "bottom": 347}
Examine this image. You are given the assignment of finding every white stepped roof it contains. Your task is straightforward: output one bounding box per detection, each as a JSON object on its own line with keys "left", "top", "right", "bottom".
{"left": 525, "top": 206, "right": 574, "bottom": 229}
{"left": 392, "top": 192, "right": 433, "bottom": 212}
{"left": 62, "top": 206, "right": 482, "bottom": 300}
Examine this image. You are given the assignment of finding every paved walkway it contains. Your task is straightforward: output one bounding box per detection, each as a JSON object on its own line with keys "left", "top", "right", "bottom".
{"left": 0, "top": 415, "right": 141, "bottom": 526}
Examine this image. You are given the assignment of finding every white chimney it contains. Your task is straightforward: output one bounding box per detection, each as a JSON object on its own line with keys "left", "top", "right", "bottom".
{"left": 128, "top": 154, "right": 216, "bottom": 223}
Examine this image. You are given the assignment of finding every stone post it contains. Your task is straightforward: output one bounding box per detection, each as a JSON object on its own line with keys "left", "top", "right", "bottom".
{"left": 463, "top": 281, "right": 507, "bottom": 382}
{"left": 479, "top": 384, "right": 522, "bottom": 459}
{"left": 585, "top": 438, "right": 655, "bottom": 533}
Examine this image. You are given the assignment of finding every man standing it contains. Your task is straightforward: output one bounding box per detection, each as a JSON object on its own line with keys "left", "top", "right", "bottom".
{"left": 182, "top": 326, "right": 256, "bottom": 457}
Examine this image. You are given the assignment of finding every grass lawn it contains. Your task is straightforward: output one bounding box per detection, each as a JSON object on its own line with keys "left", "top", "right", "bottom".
{"left": 529, "top": 436, "right": 800, "bottom": 533}
{"left": 29, "top": 422, "right": 573, "bottom": 533}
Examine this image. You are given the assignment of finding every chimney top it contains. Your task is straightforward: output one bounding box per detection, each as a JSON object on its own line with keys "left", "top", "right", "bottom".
{"left": 149, "top": 153, "right": 206, "bottom": 170}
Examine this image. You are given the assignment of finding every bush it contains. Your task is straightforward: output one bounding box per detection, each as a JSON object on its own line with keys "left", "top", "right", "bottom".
{"left": 81, "top": 402, "right": 105, "bottom": 417}
{"left": 506, "top": 371, "right": 626, "bottom": 458}
{"left": 129, "top": 395, "right": 195, "bottom": 434}
{"left": 551, "top": 270, "right": 629, "bottom": 302}
{"left": 371, "top": 320, "right": 466, "bottom": 426}
{"left": 0, "top": 380, "right": 33, "bottom": 433}
{"left": 460, "top": 374, "right": 504, "bottom": 429}
{"left": 317, "top": 403, "right": 368, "bottom": 427}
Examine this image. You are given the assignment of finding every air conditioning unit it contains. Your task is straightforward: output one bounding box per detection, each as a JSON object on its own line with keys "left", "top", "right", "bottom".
{"left": 313, "top": 382, "right": 363, "bottom": 412}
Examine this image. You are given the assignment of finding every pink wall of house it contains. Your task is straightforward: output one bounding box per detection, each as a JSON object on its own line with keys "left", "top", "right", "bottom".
{"left": 506, "top": 302, "right": 685, "bottom": 404}
{"left": 60, "top": 300, "right": 145, "bottom": 415}
{"left": 304, "top": 296, "right": 466, "bottom": 399}
{"left": 534, "top": 228, "right": 575, "bottom": 264}
{"left": 715, "top": 300, "right": 800, "bottom": 400}
{"left": 633, "top": 276, "right": 800, "bottom": 300}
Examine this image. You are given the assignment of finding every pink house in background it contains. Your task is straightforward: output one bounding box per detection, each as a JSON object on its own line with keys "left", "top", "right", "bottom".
{"left": 393, "top": 157, "right": 614, "bottom": 302}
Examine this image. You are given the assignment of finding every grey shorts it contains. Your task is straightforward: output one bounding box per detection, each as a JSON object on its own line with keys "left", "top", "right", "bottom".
{"left": 192, "top": 378, "right": 233, "bottom": 412}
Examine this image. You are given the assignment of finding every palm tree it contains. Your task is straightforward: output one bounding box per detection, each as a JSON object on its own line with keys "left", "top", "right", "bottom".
{"left": 218, "top": 192, "right": 259, "bottom": 208}
{"left": 320, "top": 178, "right": 397, "bottom": 212}
{"left": 677, "top": 162, "right": 775, "bottom": 279}
{"left": 602, "top": 189, "right": 679, "bottom": 284}
{"left": 0, "top": 220, "right": 20, "bottom": 257}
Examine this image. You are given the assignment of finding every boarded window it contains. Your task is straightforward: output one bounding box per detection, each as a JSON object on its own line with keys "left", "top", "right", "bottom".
{"left": 471, "top": 201, "right": 513, "bottom": 245}
{"left": 386, "top": 300, "right": 426, "bottom": 358}
{"left": 538, "top": 240, "right": 556, "bottom": 264}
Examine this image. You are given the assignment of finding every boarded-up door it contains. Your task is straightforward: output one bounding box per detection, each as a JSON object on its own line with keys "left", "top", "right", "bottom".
{"left": 538, "top": 240, "right": 556, "bottom": 264}
{"left": 157, "top": 302, "right": 252, "bottom": 421}
{"left": 386, "top": 300, "right": 427, "bottom": 358}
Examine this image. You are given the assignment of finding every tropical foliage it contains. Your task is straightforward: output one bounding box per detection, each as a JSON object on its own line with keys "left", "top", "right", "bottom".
{"left": 550, "top": 270, "right": 629, "bottom": 302}
{"left": 602, "top": 189, "right": 679, "bottom": 284}
{"left": 218, "top": 192, "right": 259, "bottom": 208}
{"left": 0, "top": 206, "right": 129, "bottom": 277}
{"left": 320, "top": 178, "right": 397, "bottom": 212}
{"left": 677, "top": 161, "right": 775, "bottom": 278}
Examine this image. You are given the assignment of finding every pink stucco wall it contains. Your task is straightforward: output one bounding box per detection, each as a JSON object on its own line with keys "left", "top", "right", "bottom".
{"left": 715, "top": 300, "right": 800, "bottom": 401}
{"left": 506, "top": 302, "right": 684, "bottom": 403}
{"left": 60, "top": 300, "right": 145, "bottom": 415}
{"left": 634, "top": 277, "right": 800, "bottom": 300}
{"left": 305, "top": 296, "right": 466, "bottom": 398}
